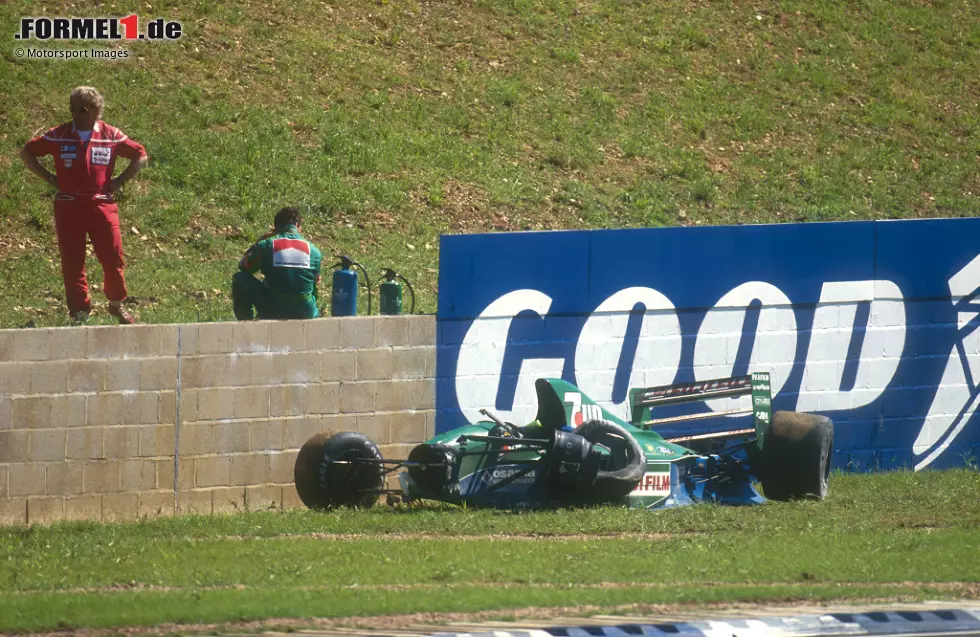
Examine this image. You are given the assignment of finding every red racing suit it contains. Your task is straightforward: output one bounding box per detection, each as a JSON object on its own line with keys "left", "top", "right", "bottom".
{"left": 23, "top": 121, "right": 147, "bottom": 314}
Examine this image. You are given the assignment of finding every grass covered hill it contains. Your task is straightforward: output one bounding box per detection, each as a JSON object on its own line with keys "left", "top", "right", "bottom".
{"left": 2, "top": 0, "right": 978, "bottom": 327}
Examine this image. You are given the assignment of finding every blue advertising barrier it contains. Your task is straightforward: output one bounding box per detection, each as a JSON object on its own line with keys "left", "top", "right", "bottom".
{"left": 436, "top": 218, "right": 980, "bottom": 471}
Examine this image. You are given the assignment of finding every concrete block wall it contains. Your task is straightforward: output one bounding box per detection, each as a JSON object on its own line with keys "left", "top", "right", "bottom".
{"left": 0, "top": 315, "right": 436, "bottom": 525}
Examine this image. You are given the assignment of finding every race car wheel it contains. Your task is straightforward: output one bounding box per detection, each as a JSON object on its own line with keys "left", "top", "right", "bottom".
{"left": 758, "top": 411, "right": 834, "bottom": 501}
{"left": 407, "top": 443, "right": 458, "bottom": 497}
{"left": 576, "top": 419, "right": 646, "bottom": 502}
{"left": 294, "top": 431, "right": 384, "bottom": 509}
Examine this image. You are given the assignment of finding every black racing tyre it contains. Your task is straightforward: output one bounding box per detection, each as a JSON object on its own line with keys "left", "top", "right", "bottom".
{"left": 757, "top": 411, "right": 834, "bottom": 501}
{"left": 574, "top": 419, "right": 646, "bottom": 502}
{"left": 294, "top": 431, "right": 384, "bottom": 509}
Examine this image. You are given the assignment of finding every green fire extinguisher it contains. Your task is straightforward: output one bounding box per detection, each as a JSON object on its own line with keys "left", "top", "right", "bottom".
{"left": 379, "top": 268, "right": 415, "bottom": 315}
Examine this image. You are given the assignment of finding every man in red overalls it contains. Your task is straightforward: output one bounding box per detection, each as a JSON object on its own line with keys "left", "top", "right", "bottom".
{"left": 20, "top": 86, "right": 148, "bottom": 325}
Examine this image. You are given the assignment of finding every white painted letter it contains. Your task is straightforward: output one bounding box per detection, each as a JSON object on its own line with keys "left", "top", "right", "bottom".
{"left": 797, "top": 280, "right": 905, "bottom": 411}
{"left": 455, "top": 290, "right": 565, "bottom": 425}
{"left": 694, "top": 282, "right": 797, "bottom": 412}
{"left": 573, "top": 287, "right": 682, "bottom": 417}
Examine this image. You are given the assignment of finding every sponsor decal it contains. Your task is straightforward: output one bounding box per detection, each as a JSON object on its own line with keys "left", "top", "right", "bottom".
{"left": 60, "top": 153, "right": 76, "bottom": 159}
{"left": 90, "top": 146, "right": 111, "bottom": 165}
{"left": 63, "top": 159, "right": 73, "bottom": 168}
{"left": 60, "top": 145, "right": 76, "bottom": 152}
{"left": 480, "top": 467, "right": 534, "bottom": 486}
{"left": 272, "top": 238, "right": 311, "bottom": 269}
{"left": 641, "top": 443, "right": 674, "bottom": 456}
{"left": 563, "top": 391, "right": 603, "bottom": 427}
{"left": 645, "top": 377, "right": 750, "bottom": 401}
{"left": 630, "top": 472, "right": 671, "bottom": 496}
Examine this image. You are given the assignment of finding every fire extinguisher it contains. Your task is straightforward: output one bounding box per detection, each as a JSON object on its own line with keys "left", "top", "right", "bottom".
{"left": 330, "top": 255, "right": 372, "bottom": 316}
{"left": 379, "top": 268, "right": 415, "bottom": 315}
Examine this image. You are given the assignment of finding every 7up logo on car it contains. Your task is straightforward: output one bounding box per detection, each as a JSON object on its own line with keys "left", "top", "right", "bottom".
{"left": 563, "top": 391, "right": 604, "bottom": 428}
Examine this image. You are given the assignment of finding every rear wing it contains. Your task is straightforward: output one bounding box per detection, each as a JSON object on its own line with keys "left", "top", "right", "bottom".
{"left": 629, "top": 372, "right": 773, "bottom": 450}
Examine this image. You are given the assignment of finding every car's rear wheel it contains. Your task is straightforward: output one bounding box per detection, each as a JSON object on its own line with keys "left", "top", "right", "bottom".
{"left": 757, "top": 411, "right": 834, "bottom": 501}
{"left": 294, "top": 431, "right": 384, "bottom": 509}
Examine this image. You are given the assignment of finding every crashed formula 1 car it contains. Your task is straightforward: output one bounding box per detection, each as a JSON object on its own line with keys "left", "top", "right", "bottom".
{"left": 294, "top": 372, "right": 834, "bottom": 510}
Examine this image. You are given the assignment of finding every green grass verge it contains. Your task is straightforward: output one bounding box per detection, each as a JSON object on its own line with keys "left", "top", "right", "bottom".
{"left": 0, "top": 470, "right": 977, "bottom": 631}
{"left": 1, "top": 584, "right": 971, "bottom": 633}
{"left": 2, "top": 0, "right": 979, "bottom": 327}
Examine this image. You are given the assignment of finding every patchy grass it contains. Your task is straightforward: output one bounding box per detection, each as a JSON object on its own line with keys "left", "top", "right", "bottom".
{"left": 1, "top": 0, "right": 978, "bottom": 327}
{"left": 0, "top": 469, "right": 977, "bottom": 631}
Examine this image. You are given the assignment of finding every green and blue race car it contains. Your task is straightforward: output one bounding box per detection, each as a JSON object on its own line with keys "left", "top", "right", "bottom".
{"left": 294, "top": 372, "right": 834, "bottom": 510}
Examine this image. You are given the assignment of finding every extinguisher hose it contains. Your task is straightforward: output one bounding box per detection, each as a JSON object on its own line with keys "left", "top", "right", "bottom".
{"left": 351, "top": 259, "right": 372, "bottom": 315}
{"left": 396, "top": 273, "right": 415, "bottom": 314}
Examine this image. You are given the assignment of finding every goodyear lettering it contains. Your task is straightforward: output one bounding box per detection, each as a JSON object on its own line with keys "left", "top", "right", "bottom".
{"left": 318, "top": 456, "right": 330, "bottom": 489}
{"left": 452, "top": 281, "right": 903, "bottom": 425}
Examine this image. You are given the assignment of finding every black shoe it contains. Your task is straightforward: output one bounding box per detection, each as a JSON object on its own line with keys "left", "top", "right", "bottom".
{"left": 72, "top": 310, "right": 90, "bottom": 325}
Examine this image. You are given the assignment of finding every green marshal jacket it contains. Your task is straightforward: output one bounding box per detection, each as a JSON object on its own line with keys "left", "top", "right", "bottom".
{"left": 239, "top": 225, "right": 322, "bottom": 318}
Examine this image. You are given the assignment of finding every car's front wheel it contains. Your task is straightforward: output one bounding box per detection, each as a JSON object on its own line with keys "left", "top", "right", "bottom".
{"left": 294, "top": 431, "right": 385, "bottom": 509}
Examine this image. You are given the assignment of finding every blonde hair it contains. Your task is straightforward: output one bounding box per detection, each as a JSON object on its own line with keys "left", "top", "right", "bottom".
{"left": 69, "top": 86, "right": 104, "bottom": 118}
